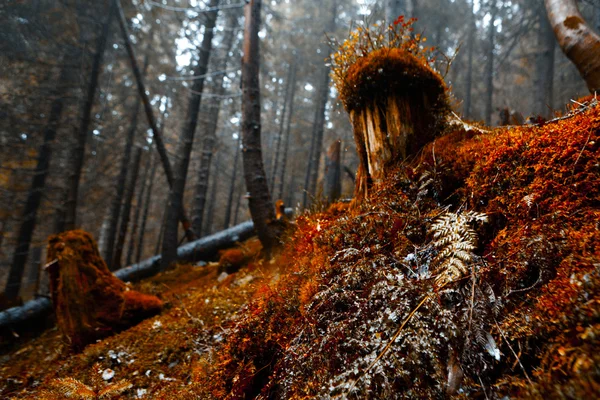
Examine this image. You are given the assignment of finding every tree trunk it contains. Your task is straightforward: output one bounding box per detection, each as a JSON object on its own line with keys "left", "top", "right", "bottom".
{"left": 544, "top": 0, "right": 600, "bottom": 93}
{"left": 484, "top": 1, "right": 497, "bottom": 126}
{"left": 241, "top": 0, "right": 282, "bottom": 256}
{"left": 277, "top": 58, "right": 298, "bottom": 201}
{"left": 5, "top": 63, "right": 69, "bottom": 300}
{"left": 161, "top": 0, "right": 220, "bottom": 270}
{"left": 269, "top": 62, "right": 293, "bottom": 193}
{"left": 337, "top": 47, "right": 448, "bottom": 201}
{"left": 224, "top": 134, "right": 242, "bottom": 230}
{"left": 204, "top": 150, "right": 222, "bottom": 236}
{"left": 126, "top": 150, "right": 150, "bottom": 266}
{"left": 115, "top": 0, "right": 196, "bottom": 242}
{"left": 104, "top": 91, "right": 142, "bottom": 268}
{"left": 464, "top": 0, "right": 475, "bottom": 119}
{"left": 323, "top": 140, "right": 342, "bottom": 205}
{"left": 303, "top": 1, "right": 337, "bottom": 208}
{"left": 64, "top": 1, "right": 114, "bottom": 230}
{"left": 113, "top": 146, "right": 142, "bottom": 270}
{"left": 191, "top": 7, "right": 238, "bottom": 236}
{"left": 534, "top": 8, "right": 555, "bottom": 118}
{"left": 136, "top": 152, "right": 157, "bottom": 263}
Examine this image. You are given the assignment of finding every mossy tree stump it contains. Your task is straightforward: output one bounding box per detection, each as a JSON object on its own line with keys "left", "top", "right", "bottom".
{"left": 339, "top": 48, "right": 449, "bottom": 200}
{"left": 47, "top": 230, "right": 162, "bottom": 351}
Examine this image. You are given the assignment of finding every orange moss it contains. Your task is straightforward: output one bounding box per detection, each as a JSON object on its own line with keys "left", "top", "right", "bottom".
{"left": 46, "top": 230, "right": 162, "bottom": 351}
{"left": 340, "top": 47, "right": 448, "bottom": 113}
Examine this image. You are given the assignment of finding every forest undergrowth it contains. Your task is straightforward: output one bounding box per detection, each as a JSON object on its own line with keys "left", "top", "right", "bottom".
{"left": 1, "top": 98, "right": 599, "bottom": 399}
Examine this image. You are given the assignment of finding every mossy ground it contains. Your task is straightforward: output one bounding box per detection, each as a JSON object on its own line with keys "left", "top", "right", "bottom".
{"left": 1, "top": 101, "right": 599, "bottom": 399}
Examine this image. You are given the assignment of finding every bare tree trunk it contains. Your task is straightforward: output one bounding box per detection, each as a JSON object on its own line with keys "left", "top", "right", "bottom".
{"left": 115, "top": 0, "right": 196, "bottom": 242}
{"left": 204, "top": 150, "right": 222, "bottom": 236}
{"left": 64, "top": 1, "right": 114, "bottom": 230}
{"left": 104, "top": 94, "right": 141, "bottom": 267}
{"left": 484, "top": 1, "right": 497, "bottom": 126}
{"left": 103, "top": 52, "right": 149, "bottom": 268}
{"left": 224, "top": 134, "right": 242, "bottom": 230}
{"left": 136, "top": 152, "right": 157, "bottom": 263}
{"left": 161, "top": 0, "right": 220, "bottom": 270}
{"left": 126, "top": 150, "right": 150, "bottom": 266}
{"left": 277, "top": 58, "right": 298, "bottom": 201}
{"left": 5, "top": 63, "right": 69, "bottom": 300}
{"left": 191, "top": 8, "right": 238, "bottom": 236}
{"left": 534, "top": 7, "right": 555, "bottom": 118}
{"left": 113, "top": 146, "right": 142, "bottom": 270}
{"left": 241, "top": 0, "right": 282, "bottom": 256}
{"left": 323, "top": 140, "right": 342, "bottom": 205}
{"left": 464, "top": 0, "right": 475, "bottom": 118}
{"left": 303, "top": 1, "right": 337, "bottom": 208}
{"left": 269, "top": 62, "right": 293, "bottom": 193}
{"left": 544, "top": 0, "right": 600, "bottom": 93}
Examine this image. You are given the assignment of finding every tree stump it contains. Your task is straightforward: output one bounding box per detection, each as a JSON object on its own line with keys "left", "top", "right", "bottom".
{"left": 339, "top": 48, "right": 449, "bottom": 200}
{"left": 46, "top": 230, "right": 162, "bottom": 351}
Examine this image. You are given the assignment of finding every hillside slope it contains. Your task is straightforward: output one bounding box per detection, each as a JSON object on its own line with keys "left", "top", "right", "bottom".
{"left": 2, "top": 100, "right": 599, "bottom": 399}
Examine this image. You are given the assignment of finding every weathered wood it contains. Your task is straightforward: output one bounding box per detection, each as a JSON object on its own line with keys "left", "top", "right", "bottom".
{"left": 341, "top": 49, "right": 448, "bottom": 200}
{"left": 545, "top": 0, "right": 600, "bottom": 93}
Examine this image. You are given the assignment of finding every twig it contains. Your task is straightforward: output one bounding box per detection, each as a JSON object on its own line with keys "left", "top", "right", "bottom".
{"left": 493, "top": 318, "right": 533, "bottom": 386}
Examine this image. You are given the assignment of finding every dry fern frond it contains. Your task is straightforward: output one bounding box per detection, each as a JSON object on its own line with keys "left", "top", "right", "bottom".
{"left": 38, "top": 365, "right": 132, "bottom": 400}
{"left": 430, "top": 210, "right": 487, "bottom": 286}
{"left": 98, "top": 380, "right": 133, "bottom": 398}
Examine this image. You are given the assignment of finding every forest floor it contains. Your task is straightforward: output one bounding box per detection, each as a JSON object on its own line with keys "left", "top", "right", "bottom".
{"left": 1, "top": 98, "right": 599, "bottom": 399}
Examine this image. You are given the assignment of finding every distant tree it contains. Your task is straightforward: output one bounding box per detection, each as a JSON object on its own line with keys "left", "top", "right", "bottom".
{"left": 484, "top": 0, "right": 498, "bottom": 126}
{"left": 386, "top": 0, "right": 407, "bottom": 22}
{"left": 545, "top": 0, "right": 600, "bottom": 93}
{"left": 4, "top": 64, "right": 70, "bottom": 301}
{"left": 161, "top": 0, "right": 220, "bottom": 270}
{"left": 534, "top": 5, "right": 555, "bottom": 118}
{"left": 63, "top": 1, "right": 115, "bottom": 231}
{"left": 241, "top": 0, "right": 282, "bottom": 256}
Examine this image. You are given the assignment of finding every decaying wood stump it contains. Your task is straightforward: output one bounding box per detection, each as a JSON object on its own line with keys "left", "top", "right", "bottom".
{"left": 339, "top": 48, "right": 449, "bottom": 200}
{"left": 46, "top": 230, "right": 162, "bottom": 351}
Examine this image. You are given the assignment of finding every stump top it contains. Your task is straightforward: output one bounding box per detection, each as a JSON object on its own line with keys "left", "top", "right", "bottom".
{"left": 339, "top": 47, "right": 447, "bottom": 113}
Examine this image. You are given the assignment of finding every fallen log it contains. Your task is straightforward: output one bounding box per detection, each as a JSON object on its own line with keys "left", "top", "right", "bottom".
{"left": 0, "top": 210, "right": 293, "bottom": 329}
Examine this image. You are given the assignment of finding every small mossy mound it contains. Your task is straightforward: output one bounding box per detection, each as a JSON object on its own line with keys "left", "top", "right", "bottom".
{"left": 340, "top": 47, "right": 448, "bottom": 114}
{"left": 46, "top": 230, "right": 163, "bottom": 351}
{"left": 178, "top": 102, "right": 599, "bottom": 399}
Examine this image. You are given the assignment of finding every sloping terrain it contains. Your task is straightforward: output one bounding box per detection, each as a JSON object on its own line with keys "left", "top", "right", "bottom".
{"left": 1, "top": 100, "right": 599, "bottom": 399}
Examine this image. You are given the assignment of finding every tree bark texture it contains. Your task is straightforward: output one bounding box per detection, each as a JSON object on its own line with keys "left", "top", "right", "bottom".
{"left": 104, "top": 90, "right": 142, "bottom": 269}
{"left": 126, "top": 150, "right": 151, "bottom": 266}
{"left": 269, "top": 62, "right": 294, "bottom": 193}
{"left": 484, "top": 1, "right": 496, "bottom": 126}
{"left": 115, "top": 0, "right": 196, "bottom": 242}
{"left": 64, "top": 1, "right": 114, "bottom": 231}
{"left": 534, "top": 7, "right": 555, "bottom": 118}
{"left": 203, "top": 150, "right": 222, "bottom": 236}
{"left": 303, "top": 1, "right": 337, "bottom": 208}
{"left": 241, "top": 0, "right": 281, "bottom": 255}
{"left": 113, "top": 147, "right": 142, "bottom": 270}
{"left": 224, "top": 134, "right": 242, "bottom": 230}
{"left": 136, "top": 152, "right": 157, "bottom": 263}
{"left": 323, "top": 140, "right": 342, "bottom": 205}
{"left": 464, "top": 0, "right": 475, "bottom": 118}
{"left": 161, "top": 0, "right": 220, "bottom": 270}
{"left": 5, "top": 63, "right": 70, "bottom": 300}
{"left": 191, "top": 7, "right": 238, "bottom": 236}
{"left": 277, "top": 58, "right": 298, "bottom": 200}
{"left": 544, "top": 0, "right": 600, "bottom": 93}
{"left": 338, "top": 49, "right": 448, "bottom": 201}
